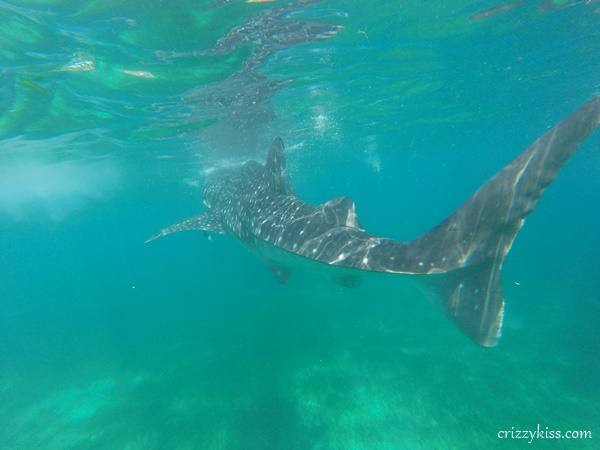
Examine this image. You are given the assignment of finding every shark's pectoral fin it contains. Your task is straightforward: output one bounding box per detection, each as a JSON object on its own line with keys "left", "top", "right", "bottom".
{"left": 145, "top": 212, "right": 224, "bottom": 243}
{"left": 266, "top": 260, "right": 292, "bottom": 284}
{"left": 322, "top": 196, "right": 363, "bottom": 229}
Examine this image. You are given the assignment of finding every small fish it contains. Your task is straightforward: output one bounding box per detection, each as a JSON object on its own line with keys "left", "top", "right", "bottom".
{"left": 19, "top": 78, "right": 48, "bottom": 93}
{"left": 470, "top": 1, "right": 524, "bottom": 21}
{"left": 61, "top": 59, "right": 96, "bottom": 72}
{"left": 540, "top": 0, "right": 571, "bottom": 10}
{"left": 122, "top": 69, "right": 156, "bottom": 79}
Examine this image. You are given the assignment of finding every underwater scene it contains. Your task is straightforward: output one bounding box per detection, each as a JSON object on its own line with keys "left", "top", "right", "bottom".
{"left": 1, "top": 0, "right": 599, "bottom": 449}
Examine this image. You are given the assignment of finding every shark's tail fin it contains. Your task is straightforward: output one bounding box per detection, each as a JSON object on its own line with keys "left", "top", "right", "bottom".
{"left": 408, "top": 97, "right": 600, "bottom": 346}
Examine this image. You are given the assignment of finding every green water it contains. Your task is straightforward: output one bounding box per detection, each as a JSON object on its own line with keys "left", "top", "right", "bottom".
{"left": 1, "top": 0, "right": 599, "bottom": 448}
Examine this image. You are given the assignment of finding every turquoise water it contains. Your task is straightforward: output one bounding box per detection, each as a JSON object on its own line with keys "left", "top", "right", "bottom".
{"left": 1, "top": 0, "right": 600, "bottom": 448}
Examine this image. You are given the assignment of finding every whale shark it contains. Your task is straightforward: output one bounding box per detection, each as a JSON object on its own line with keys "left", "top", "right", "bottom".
{"left": 147, "top": 97, "right": 600, "bottom": 346}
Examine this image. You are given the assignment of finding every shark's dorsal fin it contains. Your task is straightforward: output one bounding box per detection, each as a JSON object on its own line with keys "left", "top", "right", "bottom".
{"left": 322, "top": 196, "right": 363, "bottom": 229}
{"left": 145, "top": 211, "right": 224, "bottom": 243}
{"left": 265, "top": 137, "right": 285, "bottom": 175}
